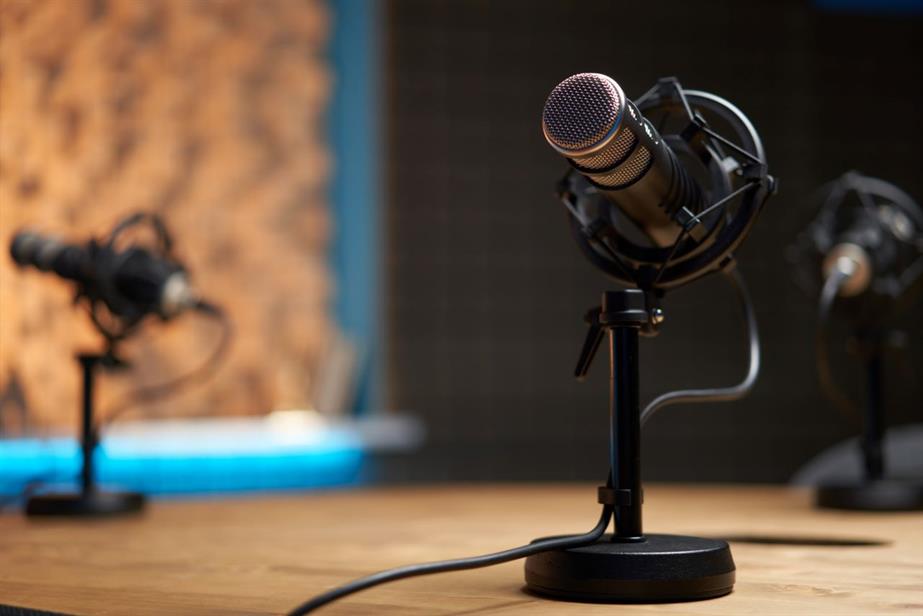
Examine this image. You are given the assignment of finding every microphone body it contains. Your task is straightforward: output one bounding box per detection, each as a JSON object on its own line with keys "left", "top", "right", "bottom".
{"left": 820, "top": 193, "right": 912, "bottom": 299}
{"left": 10, "top": 231, "right": 196, "bottom": 320}
{"left": 542, "top": 73, "right": 704, "bottom": 247}
{"left": 789, "top": 172, "right": 923, "bottom": 332}
{"left": 823, "top": 242, "right": 872, "bottom": 298}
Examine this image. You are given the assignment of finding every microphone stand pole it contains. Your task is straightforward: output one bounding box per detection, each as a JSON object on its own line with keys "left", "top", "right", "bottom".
{"left": 25, "top": 352, "right": 145, "bottom": 517}
{"left": 816, "top": 329, "right": 923, "bottom": 511}
{"left": 862, "top": 343, "right": 885, "bottom": 481}
{"left": 604, "top": 291, "right": 645, "bottom": 540}
{"left": 525, "top": 289, "right": 735, "bottom": 602}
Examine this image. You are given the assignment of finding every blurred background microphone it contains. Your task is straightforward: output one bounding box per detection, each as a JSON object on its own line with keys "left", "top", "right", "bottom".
{"left": 789, "top": 171, "right": 923, "bottom": 511}
{"left": 9, "top": 213, "right": 208, "bottom": 343}
{"left": 11, "top": 228, "right": 197, "bottom": 324}
{"left": 792, "top": 171, "right": 923, "bottom": 324}
{"left": 7, "top": 212, "right": 234, "bottom": 516}
{"left": 542, "top": 73, "right": 705, "bottom": 247}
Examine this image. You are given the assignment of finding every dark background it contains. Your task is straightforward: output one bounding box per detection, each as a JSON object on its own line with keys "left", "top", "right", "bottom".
{"left": 381, "top": 0, "right": 923, "bottom": 483}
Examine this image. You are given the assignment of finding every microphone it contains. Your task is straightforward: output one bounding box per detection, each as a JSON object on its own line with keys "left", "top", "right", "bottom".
{"left": 822, "top": 205, "right": 914, "bottom": 299}
{"left": 10, "top": 229, "right": 196, "bottom": 322}
{"left": 794, "top": 171, "right": 923, "bottom": 307}
{"left": 13, "top": 214, "right": 232, "bottom": 519}
{"left": 544, "top": 75, "right": 773, "bottom": 292}
{"left": 523, "top": 74, "right": 775, "bottom": 603}
{"left": 542, "top": 73, "right": 704, "bottom": 247}
{"left": 791, "top": 172, "right": 923, "bottom": 512}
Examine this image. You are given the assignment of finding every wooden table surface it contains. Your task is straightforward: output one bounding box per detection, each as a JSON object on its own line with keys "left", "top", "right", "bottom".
{"left": 1, "top": 484, "right": 921, "bottom": 615}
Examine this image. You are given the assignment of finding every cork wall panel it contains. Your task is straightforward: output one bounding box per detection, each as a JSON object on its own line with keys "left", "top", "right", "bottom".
{"left": 0, "top": 0, "right": 333, "bottom": 432}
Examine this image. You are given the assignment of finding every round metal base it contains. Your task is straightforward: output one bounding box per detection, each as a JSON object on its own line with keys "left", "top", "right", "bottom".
{"left": 816, "top": 479, "right": 923, "bottom": 512}
{"left": 26, "top": 491, "right": 146, "bottom": 517}
{"left": 524, "top": 533, "right": 735, "bottom": 603}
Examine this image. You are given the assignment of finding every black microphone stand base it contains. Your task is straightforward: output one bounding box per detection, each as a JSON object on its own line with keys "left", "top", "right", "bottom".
{"left": 24, "top": 353, "right": 146, "bottom": 518}
{"left": 525, "top": 533, "right": 735, "bottom": 603}
{"left": 26, "top": 491, "right": 145, "bottom": 517}
{"left": 816, "top": 479, "right": 923, "bottom": 512}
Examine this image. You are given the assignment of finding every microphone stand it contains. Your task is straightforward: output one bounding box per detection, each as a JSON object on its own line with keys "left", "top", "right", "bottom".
{"left": 25, "top": 350, "right": 146, "bottom": 517}
{"left": 525, "top": 289, "right": 735, "bottom": 602}
{"left": 816, "top": 329, "right": 923, "bottom": 511}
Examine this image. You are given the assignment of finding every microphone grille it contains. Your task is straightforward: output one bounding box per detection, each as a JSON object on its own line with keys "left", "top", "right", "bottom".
{"left": 573, "top": 128, "right": 637, "bottom": 170}
{"left": 589, "top": 146, "right": 652, "bottom": 187}
{"left": 542, "top": 73, "right": 622, "bottom": 153}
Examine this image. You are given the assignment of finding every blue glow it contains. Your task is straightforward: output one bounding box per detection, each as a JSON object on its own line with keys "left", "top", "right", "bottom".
{"left": 0, "top": 434, "right": 364, "bottom": 499}
{"left": 815, "top": 0, "right": 923, "bottom": 14}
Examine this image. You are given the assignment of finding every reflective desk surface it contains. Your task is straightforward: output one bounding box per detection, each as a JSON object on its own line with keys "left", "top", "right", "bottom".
{"left": 1, "top": 484, "right": 921, "bottom": 615}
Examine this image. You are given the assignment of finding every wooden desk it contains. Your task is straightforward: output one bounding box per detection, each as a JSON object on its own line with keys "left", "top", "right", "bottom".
{"left": 1, "top": 485, "right": 921, "bottom": 615}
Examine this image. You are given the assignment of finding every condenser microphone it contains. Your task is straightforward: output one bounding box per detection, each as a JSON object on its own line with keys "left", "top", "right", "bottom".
{"left": 790, "top": 172, "right": 923, "bottom": 512}
{"left": 542, "top": 73, "right": 704, "bottom": 247}
{"left": 13, "top": 214, "right": 232, "bottom": 519}
{"left": 10, "top": 230, "right": 196, "bottom": 321}
{"left": 799, "top": 172, "right": 923, "bottom": 303}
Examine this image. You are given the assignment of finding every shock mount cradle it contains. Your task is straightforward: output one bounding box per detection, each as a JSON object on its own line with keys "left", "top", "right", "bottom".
{"left": 524, "top": 289, "right": 735, "bottom": 602}
{"left": 25, "top": 352, "right": 145, "bottom": 517}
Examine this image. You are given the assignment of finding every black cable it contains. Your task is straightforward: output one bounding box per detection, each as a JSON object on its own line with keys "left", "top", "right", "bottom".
{"left": 640, "top": 266, "right": 760, "bottom": 425}
{"left": 816, "top": 270, "right": 860, "bottom": 421}
{"left": 286, "top": 502, "right": 613, "bottom": 615}
{"left": 100, "top": 301, "right": 233, "bottom": 427}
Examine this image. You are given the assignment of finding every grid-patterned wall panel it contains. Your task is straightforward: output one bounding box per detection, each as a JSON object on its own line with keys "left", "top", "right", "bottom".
{"left": 0, "top": 0, "right": 332, "bottom": 431}
{"left": 384, "top": 0, "right": 923, "bottom": 482}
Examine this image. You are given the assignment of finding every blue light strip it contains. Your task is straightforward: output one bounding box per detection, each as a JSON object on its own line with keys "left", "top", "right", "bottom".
{"left": 329, "top": 0, "right": 382, "bottom": 413}
{"left": 0, "top": 433, "right": 363, "bottom": 499}
{"left": 814, "top": 0, "right": 923, "bottom": 14}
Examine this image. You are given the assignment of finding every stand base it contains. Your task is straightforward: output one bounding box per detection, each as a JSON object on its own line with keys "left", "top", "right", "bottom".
{"left": 524, "top": 533, "right": 734, "bottom": 603}
{"left": 816, "top": 479, "right": 923, "bottom": 511}
{"left": 26, "top": 491, "right": 146, "bottom": 517}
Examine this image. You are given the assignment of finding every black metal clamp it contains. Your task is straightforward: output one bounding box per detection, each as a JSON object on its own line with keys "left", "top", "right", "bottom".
{"left": 575, "top": 290, "right": 663, "bottom": 381}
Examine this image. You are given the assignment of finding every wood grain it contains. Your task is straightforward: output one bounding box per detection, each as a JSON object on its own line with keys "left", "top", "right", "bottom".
{"left": 0, "top": 0, "right": 333, "bottom": 432}
{"left": 0, "top": 484, "right": 920, "bottom": 615}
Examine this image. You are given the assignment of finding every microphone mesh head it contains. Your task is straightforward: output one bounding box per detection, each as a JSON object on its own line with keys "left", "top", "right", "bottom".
{"left": 590, "top": 146, "right": 652, "bottom": 187}
{"left": 573, "top": 128, "right": 636, "bottom": 170}
{"left": 542, "top": 73, "right": 622, "bottom": 153}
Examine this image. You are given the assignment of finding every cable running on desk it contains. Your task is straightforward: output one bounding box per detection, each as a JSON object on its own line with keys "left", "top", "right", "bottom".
{"left": 286, "top": 501, "right": 612, "bottom": 614}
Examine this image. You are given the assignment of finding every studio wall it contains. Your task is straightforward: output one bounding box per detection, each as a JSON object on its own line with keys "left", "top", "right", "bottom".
{"left": 0, "top": 0, "right": 333, "bottom": 432}
{"left": 383, "top": 0, "right": 923, "bottom": 483}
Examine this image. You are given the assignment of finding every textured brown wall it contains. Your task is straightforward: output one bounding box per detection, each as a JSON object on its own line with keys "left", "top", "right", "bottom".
{"left": 0, "top": 0, "right": 333, "bottom": 433}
